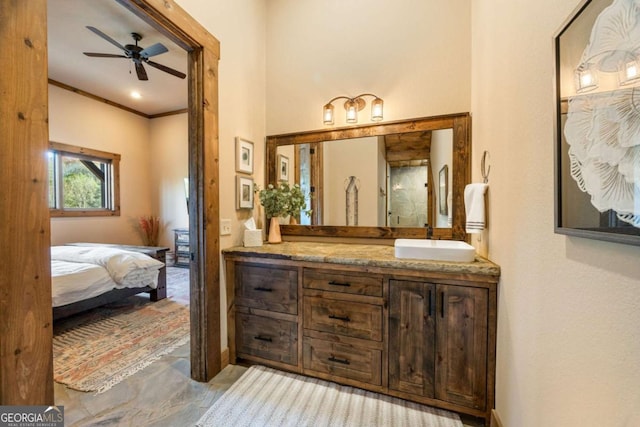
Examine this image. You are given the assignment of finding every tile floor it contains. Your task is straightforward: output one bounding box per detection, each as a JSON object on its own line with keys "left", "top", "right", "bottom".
{"left": 55, "top": 343, "right": 246, "bottom": 426}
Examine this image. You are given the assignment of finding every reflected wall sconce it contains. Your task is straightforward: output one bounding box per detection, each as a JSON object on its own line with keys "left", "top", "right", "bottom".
{"left": 574, "top": 51, "right": 640, "bottom": 93}
{"left": 323, "top": 93, "right": 383, "bottom": 125}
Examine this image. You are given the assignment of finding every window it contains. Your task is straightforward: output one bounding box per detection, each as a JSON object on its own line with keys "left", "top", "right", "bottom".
{"left": 48, "top": 141, "right": 120, "bottom": 217}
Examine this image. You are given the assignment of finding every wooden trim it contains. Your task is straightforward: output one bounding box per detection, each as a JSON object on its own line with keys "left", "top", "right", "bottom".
{"left": 0, "top": 0, "right": 54, "bottom": 404}
{"left": 49, "top": 79, "right": 188, "bottom": 119}
{"left": 221, "top": 347, "right": 230, "bottom": 368}
{"left": 107, "top": 0, "right": 223, "bottom": 382}
{"left": 48, "top": 141, "right": 122, "bottom": 218}
{"left": 149, "top": 108, "right": 189, "bottom": 119}
{"left": 491, "top": 409, "right": 505, "bottom": 427}
{"left": 48, "top": 79, "right": 150, "bottom": 118}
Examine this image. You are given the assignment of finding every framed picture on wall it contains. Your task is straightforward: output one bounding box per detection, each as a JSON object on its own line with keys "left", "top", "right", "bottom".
{"left": 554, "top": 0, "right": 640, "bottom": 246}
{"left": 235, "top": 137, "right": 254, "bottom": 174}
{"left": 278, "top": 154, "right": 289, "bottom": 181}
{"left": 439, "top": 165, "right": 448, "bottom": 216}
{"left": 236, "top": 175, "right": 254, "bottom": 210}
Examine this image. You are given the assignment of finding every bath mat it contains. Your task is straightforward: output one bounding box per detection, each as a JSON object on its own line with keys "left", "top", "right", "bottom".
{"left": 196, "top": 365, "right": 463, "bottom": 427}
{"left": 53, "top": 297, "right": 189, "bottom": 394}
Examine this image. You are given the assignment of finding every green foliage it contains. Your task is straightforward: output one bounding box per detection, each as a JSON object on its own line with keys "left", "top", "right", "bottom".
{"left": 258, "top": 182, "right": 311, "bottom": 219}
{"left": 63, "top": 172, "right": 101, "bottom": 208}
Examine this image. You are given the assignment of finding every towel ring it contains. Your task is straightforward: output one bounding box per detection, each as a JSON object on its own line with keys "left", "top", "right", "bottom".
{"left": 481, "top": 151, "right": 490, "bottom": 184}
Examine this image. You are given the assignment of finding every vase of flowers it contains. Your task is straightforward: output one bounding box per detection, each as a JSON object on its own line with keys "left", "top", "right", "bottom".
{"left": 258, "top": 182, "right": 311, "bottom": 243}
{"left": 138, "top": 215, "right": 160, "bottom": 246}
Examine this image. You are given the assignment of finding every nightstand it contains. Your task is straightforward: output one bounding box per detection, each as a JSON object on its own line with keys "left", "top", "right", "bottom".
{"left": 174, "top": 228, "right": 190, "bottom": 268}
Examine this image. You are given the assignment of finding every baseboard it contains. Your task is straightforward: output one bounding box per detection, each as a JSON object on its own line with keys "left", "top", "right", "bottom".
{"left": 491, "top": 409, "right": 504, "bottom": 427}
{"left": 221, "top": 347, "right": 229, "bottom": 368}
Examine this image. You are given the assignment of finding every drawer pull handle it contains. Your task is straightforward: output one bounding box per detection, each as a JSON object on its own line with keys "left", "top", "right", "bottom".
{"left": 328, "top": 356, "right": 350, "bottom": 365}
{"left": 254, "top": 287, "right": 273, "bottom": 292}
{"left": 328, "top": 314, "right": 351, "bottom": 322}
{"left": 253, "top": 335, "right": 273, "bottom": 342}
{"left": 328, "top": 280, "right": 351, "bottom": 287}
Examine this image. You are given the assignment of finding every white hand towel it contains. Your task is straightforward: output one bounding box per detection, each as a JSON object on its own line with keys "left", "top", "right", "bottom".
{"left": 464, "top": 183, "right": 488, "bottom": 233}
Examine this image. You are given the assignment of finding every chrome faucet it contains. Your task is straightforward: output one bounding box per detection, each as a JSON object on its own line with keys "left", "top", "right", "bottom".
{"left": 426, "top": 225, "right": 433, "bottom": 239}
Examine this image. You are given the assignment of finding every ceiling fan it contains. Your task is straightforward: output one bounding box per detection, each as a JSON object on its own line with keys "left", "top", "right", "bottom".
{"left": 83, "top": 26, "right": 186, "bottom": 81}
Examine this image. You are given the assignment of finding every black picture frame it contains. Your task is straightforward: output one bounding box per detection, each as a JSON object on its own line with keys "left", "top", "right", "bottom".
{"left": 554, "top": 0, "right": 640, "bottom": 246}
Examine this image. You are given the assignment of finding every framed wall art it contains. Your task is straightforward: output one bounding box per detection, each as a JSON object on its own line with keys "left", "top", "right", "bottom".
{"left": 236, "top": 175, "right": 254, "bottom": 210}
{"left": 554, "top": 0, "right": 640, "bottom": 246}
{"left": 235, "top": 137, "right": 254, "bottom": 174}
{"left": 278, "top": 154, "right": 289, "bottom": 181}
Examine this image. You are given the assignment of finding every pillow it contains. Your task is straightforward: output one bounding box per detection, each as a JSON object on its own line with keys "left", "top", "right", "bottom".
{"left": 51, "top": 246, "right": 163, "bottom": 285}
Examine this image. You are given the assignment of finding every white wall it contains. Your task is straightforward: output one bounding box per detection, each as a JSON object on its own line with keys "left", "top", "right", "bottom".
{"left": 149, "top": 113, "right": 189, "bottom": 248}
{"left": 48, "top": 84, "right": 153, "bottom": 246}
{"left": 266, "top": 0, "right": 471, "bottom": 134}
{"left": 471, "top": 1, "right": 640, "bottom": 426}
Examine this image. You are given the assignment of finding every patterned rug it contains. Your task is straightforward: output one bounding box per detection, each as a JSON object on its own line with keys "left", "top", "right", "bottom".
{"left": 196, "top": 365, "right": 463, "bottom": 427}
{"left": 53, "top": 291, "right": 189, "bottom": 394}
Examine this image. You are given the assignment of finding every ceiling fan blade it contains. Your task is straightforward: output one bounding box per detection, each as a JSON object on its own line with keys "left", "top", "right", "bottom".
{"left": 83, "top": 52, "right": 127, "bottom": 58}
{"left": 146, "top": 60, "right": 187, "bottom": 79}
{"left": 140, "top": 43, "right": 168, "bottom": 59}
{"left": 135, "top": 62, "right": 148, "bottom": 81}
{"left": 86, "top": 26, "right": 127, "bottom": 52}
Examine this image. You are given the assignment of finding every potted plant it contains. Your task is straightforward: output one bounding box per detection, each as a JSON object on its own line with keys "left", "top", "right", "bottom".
{"left": 258, "top": 182, "right": 310, "bottom": 243}
{"left": 258, "top": 183, "right": 289, "bottom": 243}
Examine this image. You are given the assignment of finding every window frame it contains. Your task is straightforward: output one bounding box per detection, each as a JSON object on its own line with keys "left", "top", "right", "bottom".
{"left": 48, "top": 141, "right": 121, "bottom": 217}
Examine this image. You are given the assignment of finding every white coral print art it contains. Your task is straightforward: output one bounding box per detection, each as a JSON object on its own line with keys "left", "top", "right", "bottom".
{"left": 564, "top": 0, "right": 640, "bottom": 228}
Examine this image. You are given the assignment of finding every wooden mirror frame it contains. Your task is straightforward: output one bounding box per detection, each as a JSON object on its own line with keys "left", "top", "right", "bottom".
{"left": 266, "top": 113, "right": 471, "bottom": 240}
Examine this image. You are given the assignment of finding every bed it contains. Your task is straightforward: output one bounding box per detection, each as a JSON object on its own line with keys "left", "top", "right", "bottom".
{"left": 51, "top": 244, "right": 170, "bottom": 320}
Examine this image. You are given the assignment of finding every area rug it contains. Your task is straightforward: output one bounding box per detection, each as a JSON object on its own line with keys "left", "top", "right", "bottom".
{"left": 53, "top": 297, "right": 189, "bottom": 394}
{"left": 196, "top": 365, "right": 463, "bottom": 427}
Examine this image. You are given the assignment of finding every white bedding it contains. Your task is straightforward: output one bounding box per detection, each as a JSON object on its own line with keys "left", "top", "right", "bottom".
{"left": 51, "top": 246, "right": 164, "bottom": 307}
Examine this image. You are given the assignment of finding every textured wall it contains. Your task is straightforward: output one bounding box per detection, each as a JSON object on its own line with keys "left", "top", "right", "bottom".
{"left": 471, "top": 1, "right": 640, "bottom": 425}
{"left": 265, "top": 0, "right": 471, "bottom": 134}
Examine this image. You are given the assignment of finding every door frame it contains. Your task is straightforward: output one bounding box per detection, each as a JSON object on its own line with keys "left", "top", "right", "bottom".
{"left": 0, "top": 0, "right": 221, "bottom": 404}
{"left": 114, "top": 0, "right": 223, "bottom": 383}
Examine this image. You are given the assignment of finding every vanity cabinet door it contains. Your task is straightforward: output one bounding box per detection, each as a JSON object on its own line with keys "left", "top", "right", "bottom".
{"left": 435, "top": 284, "right": 488, "bottom": 410}
{"left": 389, "top": 280, "right": 488, "bottom": 411}
{"left": 389, "top": 280, "right": 436, "bottom": 397}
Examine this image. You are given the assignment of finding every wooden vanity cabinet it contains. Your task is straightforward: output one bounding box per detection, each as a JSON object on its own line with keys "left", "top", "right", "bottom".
{"left": 389, "top": 280, "right": 489, "bottom": 410}
{"left": 224, "top": 245, "right": 499, "bottom": 425}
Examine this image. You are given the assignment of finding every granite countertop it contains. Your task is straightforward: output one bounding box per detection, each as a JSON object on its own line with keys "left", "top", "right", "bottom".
{"left": 223, "top": 241, "right": 500, "bottom": 277}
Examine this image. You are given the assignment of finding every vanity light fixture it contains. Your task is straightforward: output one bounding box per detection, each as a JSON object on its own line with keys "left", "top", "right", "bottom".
{"left": 574, "top": 51, "right": 640, "bottom": 93}
{"left": 323, "top": 93, "right": 384, "bottom": 125}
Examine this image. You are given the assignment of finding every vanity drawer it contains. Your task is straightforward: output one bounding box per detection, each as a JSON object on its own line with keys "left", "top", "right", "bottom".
{"left": 236, "top": 313, "right": 298, "bottom": 366}
{"left": 303, "top": 337, "right": 381, "bottom": 386}
{"left": 303, "top": 296, "right": 382, "bottom": 341}
{"left": 303, "top": 268, "right": 382, "bottom": 297}
{"left": 235, "top": 263, "right": 298, "bottom": 314}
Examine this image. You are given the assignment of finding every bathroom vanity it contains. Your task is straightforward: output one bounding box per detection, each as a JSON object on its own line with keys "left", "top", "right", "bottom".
{"left": 224, "top": 241, "right": 500, "bottom": 424}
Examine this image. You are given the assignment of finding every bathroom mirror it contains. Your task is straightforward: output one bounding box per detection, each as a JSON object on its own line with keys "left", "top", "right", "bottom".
{"left": 266, "top": 113, "right": 471, "bottom": 240}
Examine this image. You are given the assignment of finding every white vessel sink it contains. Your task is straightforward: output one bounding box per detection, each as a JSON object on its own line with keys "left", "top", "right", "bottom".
{"left": 394, "top": 239, "right": 476, "bottom": 262}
